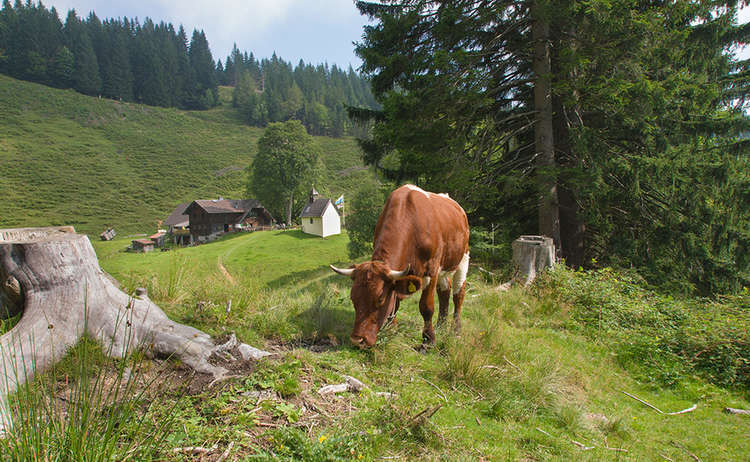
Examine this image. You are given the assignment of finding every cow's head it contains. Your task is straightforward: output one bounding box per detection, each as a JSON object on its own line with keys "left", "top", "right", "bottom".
{"left": 331, "top": 261, "right": 422, "bottom": 348}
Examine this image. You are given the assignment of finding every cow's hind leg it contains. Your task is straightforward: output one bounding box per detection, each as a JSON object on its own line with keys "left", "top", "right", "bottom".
{"left": 451, "top": 253, "right": 470, "bottom": 333}
{"left": 419, "top": 275, "right": 439, "bottom": 346}
{"left": 436, "top": 273, "right": 451, "bottom": 327}
{"left": 452, "top": 281, "right": 466, "bottom": 332}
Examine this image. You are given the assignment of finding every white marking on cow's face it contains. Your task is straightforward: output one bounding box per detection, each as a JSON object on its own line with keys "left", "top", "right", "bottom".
{"left": 422, "top": 276, "right": 431, "bottom": 288}
{"left": 452, "top": 252, "right": 470, "bottom": 294}
{"left": 405, "top": 184, "right": 431, "bottom": 198}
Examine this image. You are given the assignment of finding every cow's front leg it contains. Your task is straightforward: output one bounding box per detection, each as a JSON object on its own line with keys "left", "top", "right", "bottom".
{"left": 419, "top": 275, "right": 439, "bottom": 345}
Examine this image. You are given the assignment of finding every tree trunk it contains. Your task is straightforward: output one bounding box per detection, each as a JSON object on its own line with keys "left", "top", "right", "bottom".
{"left": 532, "top": 1, "right": 561, "bottom": 251}
{"left": 287, "top": 191, "right": 294, "bottom": 226}
{"left": 552, "top": 95, "right": 586, "bottom": 268}
{"left": 0, "top": 227, "right": 271, "bottom": 434}
{"left": 550, "top": 19, "right": 586, "bottom": 269}
{"left": 511, "top": 235, "right": 556, "bottom": 285}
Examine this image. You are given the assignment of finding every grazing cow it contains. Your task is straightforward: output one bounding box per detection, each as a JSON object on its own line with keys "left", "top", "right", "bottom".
{"left": 331, "top": 184, "right": 470, "bottom": 348}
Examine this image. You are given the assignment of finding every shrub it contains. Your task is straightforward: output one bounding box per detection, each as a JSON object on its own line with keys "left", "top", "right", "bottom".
{"left": 346, "top": 183, "right": 390, "bottom": 259}
{"left": 538, "top": 266, "right": 750, "bottom": 388}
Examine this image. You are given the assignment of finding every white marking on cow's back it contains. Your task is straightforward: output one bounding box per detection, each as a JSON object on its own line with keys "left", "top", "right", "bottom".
{"left": 452, "top": 252, "right": 470, "bottom": 294}
{"left": 437, "top": 193, "right": 450, "bottom": 198}
{"left": 405, "top": 184, "right": 431, "bottom": 199}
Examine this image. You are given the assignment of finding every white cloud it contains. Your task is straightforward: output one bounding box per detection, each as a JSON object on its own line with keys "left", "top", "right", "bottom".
{"left": 157, "top": 0, "right": 295, "bottom": 39}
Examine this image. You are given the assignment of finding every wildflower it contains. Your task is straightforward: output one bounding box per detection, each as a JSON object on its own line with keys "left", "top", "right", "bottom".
{"left": 319, "top": 434, "right": 329, "bottom": 443}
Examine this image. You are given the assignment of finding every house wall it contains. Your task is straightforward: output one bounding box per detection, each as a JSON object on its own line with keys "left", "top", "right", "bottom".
{"left": 321, "top": 203, "right": 341, "bottom": 237}
{"left": 302, "top": 216, "right": 324, "bottom": 236}
{"left": 189, "top": 210, "right": 243, "bottom": 241}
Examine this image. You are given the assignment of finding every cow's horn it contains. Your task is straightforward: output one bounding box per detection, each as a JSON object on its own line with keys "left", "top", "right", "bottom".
{"left": 387, "top": 265, "right": 410, "bottom": 280}
{"left": 330, "top": 265, "right": 355, "bottom": 277}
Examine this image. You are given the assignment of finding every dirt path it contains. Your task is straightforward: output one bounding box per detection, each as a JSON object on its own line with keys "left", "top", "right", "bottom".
{"left": 217, "top": 258, "right": 236, "bottom": 285}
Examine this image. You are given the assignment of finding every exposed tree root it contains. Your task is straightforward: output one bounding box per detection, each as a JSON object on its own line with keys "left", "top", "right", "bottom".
{"left": 0, "top": 227, "right": 272, "bottom": 434}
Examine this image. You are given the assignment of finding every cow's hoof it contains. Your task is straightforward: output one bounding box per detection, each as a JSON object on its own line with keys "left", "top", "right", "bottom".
{"left": 415, "top": 342, "right": 434, "bottom": 354}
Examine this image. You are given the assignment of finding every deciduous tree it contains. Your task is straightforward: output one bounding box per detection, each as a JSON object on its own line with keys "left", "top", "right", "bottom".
{"left": 249, "top": 120, "right": 320, "bottom": 225}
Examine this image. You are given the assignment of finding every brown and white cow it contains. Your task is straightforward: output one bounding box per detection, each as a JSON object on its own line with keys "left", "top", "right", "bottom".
{"left": 331, "top": 184, "right": 470, "bottom": 348}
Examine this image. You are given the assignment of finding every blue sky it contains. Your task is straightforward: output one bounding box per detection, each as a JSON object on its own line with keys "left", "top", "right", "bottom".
{"left": 43, "top": 1, "right": 749, "bottom": 68}
{"left": 44, "top": 0, "right": 371, "bottom": 69}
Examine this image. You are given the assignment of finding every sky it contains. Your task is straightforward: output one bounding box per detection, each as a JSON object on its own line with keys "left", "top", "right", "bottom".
{"left": 44, "top": 0, "right": 372, "bottom": 69}
{"left": 42, "top": 1, "right": 749, "bottom": 67}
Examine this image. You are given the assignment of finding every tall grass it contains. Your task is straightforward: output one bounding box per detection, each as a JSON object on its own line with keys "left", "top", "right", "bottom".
{"left": 0, "top": 334, "right": 176, "bottom": 460}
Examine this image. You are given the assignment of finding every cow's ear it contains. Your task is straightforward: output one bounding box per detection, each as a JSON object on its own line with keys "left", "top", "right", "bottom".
{"left": 393, "top": 275, "right": 422, "bottom": 297}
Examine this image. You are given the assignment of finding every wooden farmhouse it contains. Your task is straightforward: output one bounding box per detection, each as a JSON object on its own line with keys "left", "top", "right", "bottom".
{"left": 164, "top": 203, "right": 190, "bottom": 245}
{"left": 300, "top": 188, "right": 341, "bottom": 238}
{"left": 185, "top": 198, "right": 274, "bottom": 243}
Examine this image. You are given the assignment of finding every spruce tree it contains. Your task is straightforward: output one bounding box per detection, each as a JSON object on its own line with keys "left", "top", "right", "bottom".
{"left": 352, "top": 0, "right": 749, "bottom": 291}
{"left": 100, "top": 19, "right": 133, "bottom": 101}
{"left": 187, "top": 29, "right": 218, "bottom": 109}
{"left": 64, "top": 9, "right": 100, "bottom": 96}
{"left": 49, "top": 45, "right": 73, "bottom": 87}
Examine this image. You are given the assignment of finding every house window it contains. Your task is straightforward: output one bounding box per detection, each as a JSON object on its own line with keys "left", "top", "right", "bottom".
{"left": 310, "top": 218, "right": 313, "bottom": 224}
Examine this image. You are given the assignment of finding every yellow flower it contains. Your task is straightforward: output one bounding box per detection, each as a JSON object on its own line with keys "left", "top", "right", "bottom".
{"left": 358, "top": 455, "right": 363, "bottom": 460}
{"left": 319, "top": 434, "right": 329, "bottom": 443}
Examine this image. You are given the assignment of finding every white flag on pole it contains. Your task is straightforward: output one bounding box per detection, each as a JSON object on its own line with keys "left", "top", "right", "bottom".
{"left": 334, "top": 194, "right": 344, "bottom": 208}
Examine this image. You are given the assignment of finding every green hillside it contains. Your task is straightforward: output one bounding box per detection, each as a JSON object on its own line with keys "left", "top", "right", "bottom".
{"left": 0, "top": 76, "right": 375, "bottom": 235}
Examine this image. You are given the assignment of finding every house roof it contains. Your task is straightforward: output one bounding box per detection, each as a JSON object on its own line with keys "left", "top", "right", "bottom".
{"left": 164, "top": 203, "right": 190, "bottom": 227}
{"left": 183, "top": 199, "right": 275, "bottom": 224}
{"left": 189, "top": 199, "right": 263, "bottom": 214}
{"left": 300, "top": 198, "right": 334, "bottom": 218}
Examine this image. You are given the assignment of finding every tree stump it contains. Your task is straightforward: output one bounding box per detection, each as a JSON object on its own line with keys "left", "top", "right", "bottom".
{"left": 0, "top": 227, "right": 272, "bottom": 434}
{"left": 511, "top": 235, "right": 556, "bottom": 285}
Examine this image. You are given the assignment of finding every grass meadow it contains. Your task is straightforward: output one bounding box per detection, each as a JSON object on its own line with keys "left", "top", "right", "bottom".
{"left": 7, "top": 230, "right": 731, "bottom": 461}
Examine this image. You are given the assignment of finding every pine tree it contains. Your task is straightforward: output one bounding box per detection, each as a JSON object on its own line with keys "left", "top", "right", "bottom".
{"left": 0, "top": 0, "right": 17, "bottom": 74}
{"left": 187, "top": 29, "right": 218, "bottom": 109}
{"left": 49, "top": 45, "right": 73, "bottom": 87}
{"left": 64, "top": 9, "right": 100, "bottom": 96}
{"left": 175, "top": 25, "right": 195, "bottom": 107}
{"left": 352, "top": 0, "right": 749, "bottom": 291}
{"left": 100, "top": 19, "right": 133, "bottom": 101}
{"left": 131, "top": 18, "right": 168, "bottom": 106}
